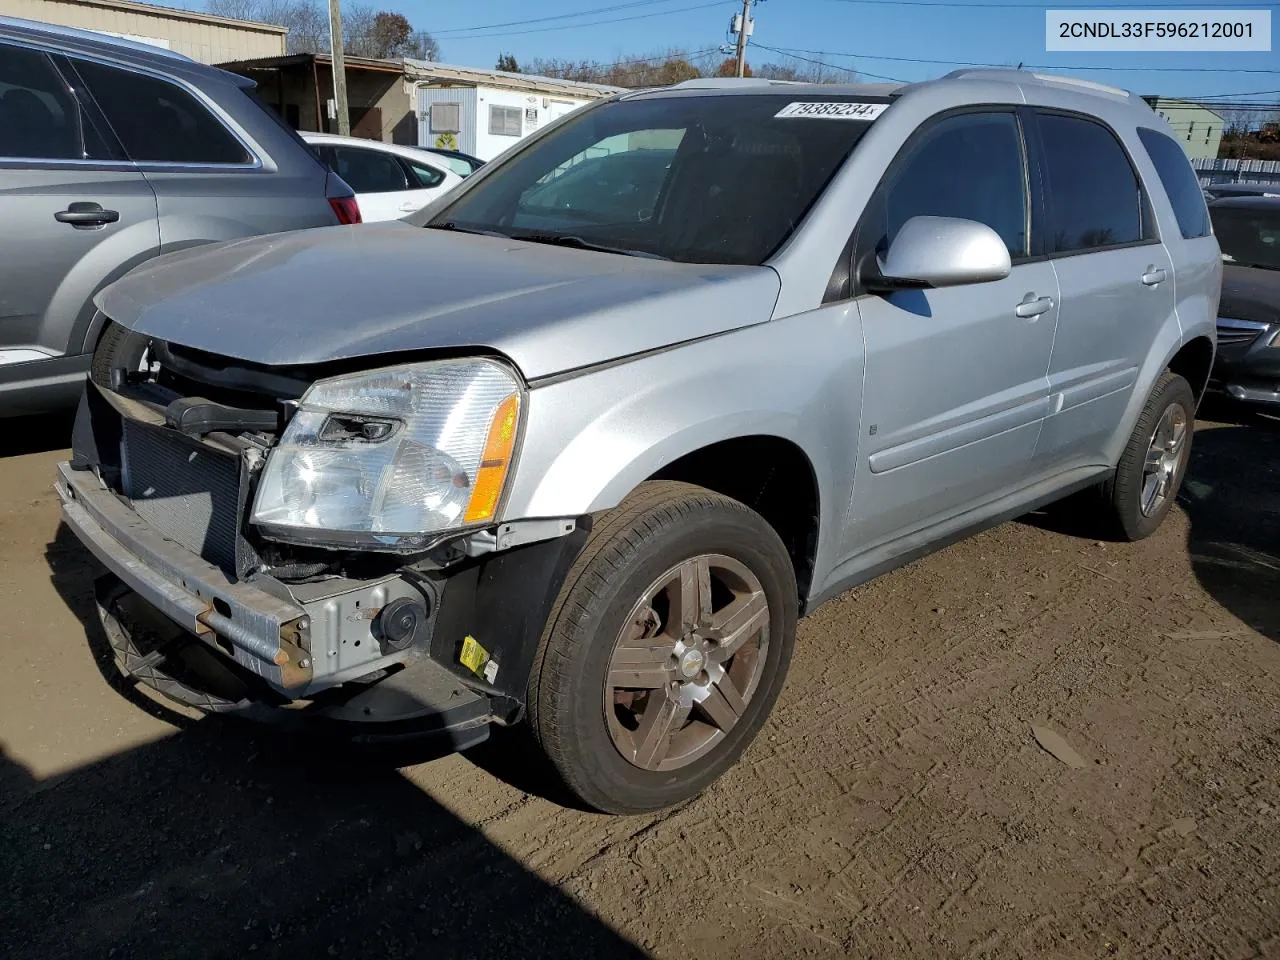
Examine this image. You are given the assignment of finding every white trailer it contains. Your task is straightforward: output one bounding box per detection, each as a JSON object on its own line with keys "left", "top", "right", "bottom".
{"left": 406, "top": 61, "right": 621, "bottom": 162}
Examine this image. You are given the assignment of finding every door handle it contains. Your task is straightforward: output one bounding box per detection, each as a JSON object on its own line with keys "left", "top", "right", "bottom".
{"left": 398, "top": 201, "right": 422, "bottom": 212}
{"left": 55, "top": 202, "right": 120, "bottom": 228}
{"left": 1141, "top": 266, "right": 1167, "bottom": 286}
{"left": 1015, "top": 295, "right": 1055, "bottom": 319}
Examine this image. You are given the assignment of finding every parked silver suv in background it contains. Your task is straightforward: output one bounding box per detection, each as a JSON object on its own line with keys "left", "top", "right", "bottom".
{"left": 59, "top": 71, "right": 1219, "bottom": 814}
{"left": 0, "top": 17, "right": 357, "bottom": 417}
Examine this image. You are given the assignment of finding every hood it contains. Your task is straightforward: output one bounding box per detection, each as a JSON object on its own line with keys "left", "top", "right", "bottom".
{"left": 97, "top": 223, "right": 782, "bottom": 380}
{"left": 1220, "top": 263, "right": 1280, "bottom": 326}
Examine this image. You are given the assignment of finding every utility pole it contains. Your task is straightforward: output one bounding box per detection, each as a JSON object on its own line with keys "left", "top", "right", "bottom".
{"left": 733, "top": 0, "right": 753, "bottom": 77}
{"left": 327, "top": 0, "right": 350, "bottom": 136}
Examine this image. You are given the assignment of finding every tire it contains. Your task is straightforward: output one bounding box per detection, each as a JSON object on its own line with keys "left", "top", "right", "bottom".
{"left": 90, "top": 321, "right": 149, "bottom": 389}
{"left": 528, "top": 480, "right": 798, "bottom": 814}
{"left": 1099, "top": 370, "right": 1196, "bottom": 541}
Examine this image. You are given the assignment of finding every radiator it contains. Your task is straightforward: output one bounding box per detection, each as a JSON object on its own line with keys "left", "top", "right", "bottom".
{"left": 121, "top": 419, "right": 242, "bottom": 573}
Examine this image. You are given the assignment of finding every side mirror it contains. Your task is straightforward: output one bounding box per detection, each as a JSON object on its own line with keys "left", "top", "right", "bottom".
{"left": 877, "top": 215, "right": 1012, "bottom": 289}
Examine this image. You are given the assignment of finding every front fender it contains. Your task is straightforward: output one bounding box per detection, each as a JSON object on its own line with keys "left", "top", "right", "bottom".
{"left": 500, "top": 303, "right": 866, "bottom": 591}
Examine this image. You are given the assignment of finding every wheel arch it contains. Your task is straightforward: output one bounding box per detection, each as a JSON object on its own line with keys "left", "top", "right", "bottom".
{"left": 647, "top": 435, "right": 823, "bottom": 602}
{"left": 1104, "top": 326, "right": 1213, "bottom": 467}
{"left": 1166, "top": 335, "right": 1215, "bottom": 405}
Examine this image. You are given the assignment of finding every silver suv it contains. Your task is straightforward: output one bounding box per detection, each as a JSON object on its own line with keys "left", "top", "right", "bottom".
{"left": 0, "top": 17, "right": 357, "bottom": 417}
{"left": 57, "top": 72, "right": 1219, "bottom": 813}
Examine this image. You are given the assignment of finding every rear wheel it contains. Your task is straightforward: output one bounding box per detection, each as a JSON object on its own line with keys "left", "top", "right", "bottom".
{"left": 1099, "top": 371, "right": 1196, "bottom": 541}
{"left": 528, "top": 481, "right": 798, "bottom": 814}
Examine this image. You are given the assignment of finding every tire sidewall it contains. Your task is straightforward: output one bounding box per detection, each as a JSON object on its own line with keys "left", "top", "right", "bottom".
{"left": 1117, "top": 374, "right": 1196, "bottom": 539}
{"left": 547, "top": 501, "right": 797, "bottom": 812}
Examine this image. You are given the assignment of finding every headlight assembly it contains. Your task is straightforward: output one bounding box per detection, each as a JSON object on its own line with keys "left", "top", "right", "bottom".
{"left": 252, "top": 358, "right": 522, "bottom": 550}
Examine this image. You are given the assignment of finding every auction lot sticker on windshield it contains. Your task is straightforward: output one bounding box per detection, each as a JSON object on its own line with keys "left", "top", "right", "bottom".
{"left": 775, "top": 101, "right": 888, "bottom": 120}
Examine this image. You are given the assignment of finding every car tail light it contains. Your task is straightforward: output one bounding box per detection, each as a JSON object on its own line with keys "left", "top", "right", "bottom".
{"left": 329, "top": 195, "right": 362, "bottom": 225}
{"left": 324, "top": 170, "right": 361, "bottom": 225}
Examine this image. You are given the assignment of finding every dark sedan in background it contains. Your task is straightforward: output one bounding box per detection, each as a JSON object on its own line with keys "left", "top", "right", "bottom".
{"left": 1209, "top": 195, "right": 1280, "bottom": 408}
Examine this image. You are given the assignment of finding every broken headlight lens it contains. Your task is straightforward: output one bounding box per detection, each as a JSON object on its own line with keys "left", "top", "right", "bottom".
{"left": 252, "top": 358, "right": 521, "bottom": 549}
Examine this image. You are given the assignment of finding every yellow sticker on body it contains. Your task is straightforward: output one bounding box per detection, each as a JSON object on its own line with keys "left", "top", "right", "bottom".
{"left": 460, "top": 635, "right": 490, "bottom": 677}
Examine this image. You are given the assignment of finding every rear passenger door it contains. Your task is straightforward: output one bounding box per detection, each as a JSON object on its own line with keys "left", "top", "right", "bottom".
{"left": 0, "top": 42, "right": 157, "bottom": 380}
{"left": 847, "top": 110, "right": 1060, "bottom": 553}
{"left": 64, "top": 56, "right": 328, "bottom": 248}
{"left": 1028, "top": 110, "right": 1176, "bottom": 474}
{"left": 326, "top": 144, "right": 425, "bottom": 221}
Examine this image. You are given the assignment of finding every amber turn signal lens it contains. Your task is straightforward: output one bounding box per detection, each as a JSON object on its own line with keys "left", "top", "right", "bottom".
{"left": 464, "top": 394, "right": 520, "bottom": 523}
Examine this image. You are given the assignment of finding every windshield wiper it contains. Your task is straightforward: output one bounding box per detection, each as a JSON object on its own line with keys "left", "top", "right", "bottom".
{"left": 513, "top": 233, "right": 669, "bottom": 260}
{"left": 425, "top": 220, "right": 510, "bottom": 239}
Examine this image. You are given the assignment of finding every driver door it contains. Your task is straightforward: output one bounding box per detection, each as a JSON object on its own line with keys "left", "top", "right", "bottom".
{"left": 844, "top": 109, "right": 1060, "bottom": 554}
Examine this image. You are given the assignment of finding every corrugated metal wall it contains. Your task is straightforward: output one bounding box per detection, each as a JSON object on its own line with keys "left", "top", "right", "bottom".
{"left": 417, "top": 86, "right": 478, "bottom": 157}
{"left": 2, "top": 0, "right": 285, "bottom": 63}
{"left": 1193, "top": 157, "right": 1280, "bottom": 187}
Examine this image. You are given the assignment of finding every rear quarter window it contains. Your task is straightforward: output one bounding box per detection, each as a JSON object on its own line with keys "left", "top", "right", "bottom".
{"left": 1136, "top": 127, "right": 1212, "bottom": 240}
{"left": 71, "top": 58, "right": 250, "bottom": 164}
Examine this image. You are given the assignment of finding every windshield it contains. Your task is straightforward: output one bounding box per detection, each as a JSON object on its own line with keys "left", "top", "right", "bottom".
{"left": 1211, "top": 204, "right": 1280, "bottom": 270}
{"left": 424, "top": 94, "right": 884, "bottom": 264}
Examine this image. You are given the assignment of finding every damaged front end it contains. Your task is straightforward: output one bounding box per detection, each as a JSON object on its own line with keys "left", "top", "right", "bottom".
{"left": 56, "top": 329, "right": 587, "bottom": 745}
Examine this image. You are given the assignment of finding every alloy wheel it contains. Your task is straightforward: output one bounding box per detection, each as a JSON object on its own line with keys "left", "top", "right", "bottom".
{"left": 1140, "top": 401, "right": 1189, "bottom": 517}
{"left": 604, "top": 554, "right": 770, "bottom": 772}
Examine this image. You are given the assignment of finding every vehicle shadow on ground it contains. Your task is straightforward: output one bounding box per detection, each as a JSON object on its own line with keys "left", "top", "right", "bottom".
{"left": 1180, "top": 419, "right": 1280, "bottom": 644}
{"left": 1, "top": 412, "right": 74, "bottom": 458}
{"left": 1021, "top": 409, "right": 1280, "bottom": 643}
{"left": 26, "top": 527, "right": 646, "bottom": 960}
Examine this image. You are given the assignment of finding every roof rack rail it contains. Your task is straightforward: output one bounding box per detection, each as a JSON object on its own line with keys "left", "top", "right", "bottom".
{"left": 671, "top": 77, "right": 779, "bottom": 89}
{"left": 941, "top": 67, "right": 1129, "bottom": 98}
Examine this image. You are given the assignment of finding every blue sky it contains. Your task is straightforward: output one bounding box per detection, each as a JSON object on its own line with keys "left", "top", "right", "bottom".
{"left": 168, "top": 0, "right": 1278, "bottom": 100}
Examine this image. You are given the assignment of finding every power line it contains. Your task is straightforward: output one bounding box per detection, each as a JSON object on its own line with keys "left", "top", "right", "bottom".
{"left": 767, "top": 45, "right": 1280, "bottom": 74}
{"left": 824, "top": 0, "right": 1263, "bottom": 7}
{"left": 1191, "top": 89, "right": 1280, "bottom": 100}
{"left": 1153, "top": 103, "right": 1280, "bottom": 111}
{"left": 435, "top": 1, "right": 725, "bottom": 39}
{"left": 433, "top": 0, "right": 691, "bottom": 36}
{"left": 752, "top": 44, "right": 908, "bottom": 82}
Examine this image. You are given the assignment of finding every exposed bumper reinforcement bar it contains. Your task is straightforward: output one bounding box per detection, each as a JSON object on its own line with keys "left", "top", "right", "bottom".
{"left": 55, "top": 460, "right": 313, "bottom": 688}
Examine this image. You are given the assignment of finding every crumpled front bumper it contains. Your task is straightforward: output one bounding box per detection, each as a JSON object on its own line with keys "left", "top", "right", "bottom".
{"left": 54, "top": 460, "right": 433, "bottom": 702}
{"left": 56, "top": 460, "right": 315, "bottom": 689}
{"left": 55, "top": 453, "right": 589, "bottom": 736}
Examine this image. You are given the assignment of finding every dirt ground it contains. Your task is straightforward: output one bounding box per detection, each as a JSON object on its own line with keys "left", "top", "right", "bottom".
{"left": 2, "top": 405, "right": 1278, "bottom": 960}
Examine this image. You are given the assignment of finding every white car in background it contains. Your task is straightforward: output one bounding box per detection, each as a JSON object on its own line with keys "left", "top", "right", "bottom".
{"left": 301, "top": 132, "right": 463, "bottom": 222}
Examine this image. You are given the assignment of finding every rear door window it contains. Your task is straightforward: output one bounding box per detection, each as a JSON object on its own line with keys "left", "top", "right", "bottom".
{"left": 0, "top": 43, "right": 109, "bottom": 160}
{"left": 860, "top": 111, "right": 1030, "bottom": 260}
{"left": 405, "top": 157, "right": 446, "bottom": 188}
{"left": 1035, "top": 112, "right": 1146, "bottom": 254}
{"left": 70, "top": 58, "right": 251, "bottom": 164}
{"left": 330, "top": 146, "right": 411, "bottom": 193}
{"left": 431, "top": 153, "right": 473, "bottom": 177}
{"left": 1136, "top": 127, "right": 1212, "bottom": 239}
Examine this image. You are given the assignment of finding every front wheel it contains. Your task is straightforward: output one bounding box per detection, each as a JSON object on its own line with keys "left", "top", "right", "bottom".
{"left": 528, "top": 481, "right": 798, "bottom": 814}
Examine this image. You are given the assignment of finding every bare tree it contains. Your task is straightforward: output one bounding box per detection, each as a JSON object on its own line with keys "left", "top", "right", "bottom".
{"left": 402, "top": 30, "right": 439, "bottom": 61}
{"left": 755, "top": 57, "right": 849, "bottom": 84}
{"left": 207, "top": 0, "right": 434, "bottom": 58}
{"left": 342, "top": 3, "right": 377, "bottom": 55}
{"left": 525, "top": 48, "right": 710, "bottom": 87}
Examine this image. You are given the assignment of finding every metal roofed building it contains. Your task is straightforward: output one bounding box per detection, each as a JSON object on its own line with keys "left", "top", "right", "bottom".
{"left": 0, "top": 0, "right": 285, "bottom": 63}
